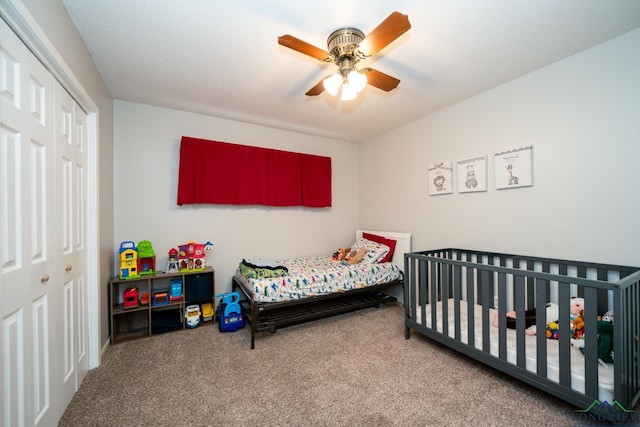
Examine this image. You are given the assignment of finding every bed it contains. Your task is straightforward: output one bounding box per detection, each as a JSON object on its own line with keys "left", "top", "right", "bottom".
{"left": 404, "top": 249, "right": 640, "bottom": 410}
{"left": 232, "top": 230, "right": 411, "bottom": 349}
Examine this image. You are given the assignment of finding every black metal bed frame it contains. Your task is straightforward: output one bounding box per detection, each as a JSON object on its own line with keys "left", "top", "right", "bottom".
{"left": 232, "top": 275, "right": 402, "bottom": 349}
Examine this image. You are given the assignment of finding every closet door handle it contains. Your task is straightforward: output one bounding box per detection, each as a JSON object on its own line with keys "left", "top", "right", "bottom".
{"left": 41, "top": 274, "right": 50, "bottom": 283}
{"left": 65, "top": 264, "right": 73, "bottom": 272}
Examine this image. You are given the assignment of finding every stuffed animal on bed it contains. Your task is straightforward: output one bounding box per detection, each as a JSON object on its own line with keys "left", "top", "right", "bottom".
{"left": 332, "top": 248, "right": 350, "bottom": 261}
{"left": 332, "top": 247, "right": 368, "bottom": 265}
{"left": 342, "top": 248, "right": 367, "bottom": 265}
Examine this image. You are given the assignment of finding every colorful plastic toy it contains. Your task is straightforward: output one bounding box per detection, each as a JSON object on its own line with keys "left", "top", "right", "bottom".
{"left": 185, "top": 304, "right": 201, "bottom": 328}
{"left": 201, "top": 303, "right": 214, "bottom": 322}
{"left": 123, "top": 287, "right": 139, "bottom": 309}
{"left": 119, "top": 241, "right": 139, "bottom": 279}
{"left": 169, "top": 241, "right": 213, "bottom": 272}
{"left": 169, "top": 279, "right": 183, "bottom": 301}
{"left": 137, "top": 240, "right": 156, "bottom": 275}
{"left": 215, "top": 292, "right": 244, "bottom": 332}
{"left": 165, "top": 247, "right": 180, "bottom": 273}
{"left": 139, "top": 292, "right": 149, "bottom": 306}
{"left": 153, "top": 292, "right": 168, "bottom": 306}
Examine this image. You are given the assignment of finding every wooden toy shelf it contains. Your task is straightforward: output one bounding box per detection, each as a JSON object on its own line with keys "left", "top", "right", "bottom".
{"left": 109, "top": 267, "right": 214, "bottom": 345}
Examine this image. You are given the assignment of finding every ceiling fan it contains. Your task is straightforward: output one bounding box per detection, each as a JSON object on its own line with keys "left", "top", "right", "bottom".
{"left": 277, "top": 11, "right": 411, "bottom": 100}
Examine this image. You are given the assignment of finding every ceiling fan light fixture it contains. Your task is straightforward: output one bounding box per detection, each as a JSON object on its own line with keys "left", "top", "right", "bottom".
{"left": 323, "top": 73, "right": 342, "bottom": 96}
{"left": 277, "top": 12, "right": 410, "bottom": 99}
{"left": 348, "top": 69, "right": 367, "bottom": 93}
{"left": 340, "top": 83, "right": 357, "bottom": 101}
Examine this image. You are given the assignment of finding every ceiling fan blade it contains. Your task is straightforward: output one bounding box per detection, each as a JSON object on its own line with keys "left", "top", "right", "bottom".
{"left": 358, "top": 12, "right": 411, "bottom": 57}
{"left": 305, "top": 78, "right": 326, "bottom": 96}
{"left": 362, "top": 68, "right": 400, "bottom": 92}
{"left": 278, "top": 34, "right": 332, "bottom": 62}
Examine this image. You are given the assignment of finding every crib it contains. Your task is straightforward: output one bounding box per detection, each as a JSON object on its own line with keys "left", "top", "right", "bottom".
{"left": 404, "top": 249, "right": 640, "bottom": 410}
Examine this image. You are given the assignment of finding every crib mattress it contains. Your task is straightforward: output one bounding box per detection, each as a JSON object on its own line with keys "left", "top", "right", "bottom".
{"left": 413, "top": 299, "right": 614, "bottom": 402}
{"left": 235, "top": 256, "right": 402, "bottom": 303}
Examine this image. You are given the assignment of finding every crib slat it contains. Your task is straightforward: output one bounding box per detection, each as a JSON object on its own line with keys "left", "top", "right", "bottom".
{"left": 442, "top": 263, "right": 450, "bottom": 336}
{"left": 418, "top": 259, "right": 427, "bottom": 326}
{"left": 466, "top": 266, "right": 475, "bottom": 347}
{"left": 514, "top": 275, "right": 526, "bottom": 368}
{"left": 481, "top": 270, "right": 491, "bottom": 353}
{"left": 583, "top": 287, "right": 599, "bottom": 399}
{"left": 558, "top": 280, "right": 571, "bottom": 388}
{"left": 526, "top": 260, "right": 535, "bottom": 310}
{"left": 430, "top": 261, "right": 437, "bottom": 330}
{"left": 453, "top": 265, "right": 462, "bottom": 341}
{"left": 498, "top": 272, "right": 507, "bottom": 361}
{"left": 535, "top": 280, "right": 548, "bottom": 378}
{"left": 613, "top": 282, "right": 626, "bottom": 404}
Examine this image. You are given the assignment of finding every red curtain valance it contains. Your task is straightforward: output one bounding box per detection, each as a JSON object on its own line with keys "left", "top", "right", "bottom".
{"left": 177, "top": 136, "right": 332, "bottom": 207}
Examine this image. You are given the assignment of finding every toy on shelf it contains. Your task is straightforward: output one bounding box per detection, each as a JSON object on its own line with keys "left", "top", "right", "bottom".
{"left": 153, "top": 292, "right": 168, "bottom": 306}
{"left": 169, "top": 278, "right": 183, "bottom": 301}
{"left": 185, "top": 304, "right": 201, "bottom": 328}
{"left": 165, "top": 248, "right": 180, "bottom": 273}
{"left": 215, "top": 292, "right": 244, "bottom": 332}
{"left": 119, "top": 241, "right": 139, "bottom": 279}
{"left": 168, "top": 241, "right": 213, "bottom": 272}
{"left": 123, "top": 287, "right": 139, "bottom": 309}
{"left": 139, "top": 292, "right": 150, "bottom": 306}
{"left": 137, "top": 240, "right": 156, "bottom": 275}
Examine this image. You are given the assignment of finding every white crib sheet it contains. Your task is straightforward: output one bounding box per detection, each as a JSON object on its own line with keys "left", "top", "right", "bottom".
{"left": 414, "top": 299, "right": 614, "bottom": 402}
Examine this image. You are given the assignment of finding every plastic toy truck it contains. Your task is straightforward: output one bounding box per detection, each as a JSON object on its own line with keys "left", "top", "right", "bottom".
{"left": 184, "top": 304, "right": 201, "bottom": 328}
{"left": 215, "top": 292, "right": 244, "bottom": 332}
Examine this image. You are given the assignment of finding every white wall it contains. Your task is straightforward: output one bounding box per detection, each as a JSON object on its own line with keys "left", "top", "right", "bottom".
{"left": 114, "top": 101, "right": 360, "bottom": 294}
{"left": 359, "top": 28, "right": 640, "bottom": 267}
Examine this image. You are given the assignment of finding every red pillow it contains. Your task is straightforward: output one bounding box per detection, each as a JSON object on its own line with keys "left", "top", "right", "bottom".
{"left": 362, "top": 232, "right": 397, "bottom": 263}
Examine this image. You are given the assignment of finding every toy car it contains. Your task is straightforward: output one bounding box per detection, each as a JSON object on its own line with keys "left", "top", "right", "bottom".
{"left": 215, "top": 292, "right": 245, "bottom": 332}
{"left": 184, "top": 304, "right": 201, "bottom": 328}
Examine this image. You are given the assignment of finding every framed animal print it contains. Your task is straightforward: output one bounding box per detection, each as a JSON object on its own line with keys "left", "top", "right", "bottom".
{"left": 494, "top": 146, "right": 533, "bottom": 190}
{"left": 457, "top": 155, "right": 487, "bottom": 193}
{"left": 428, "top": 161, "right": 453, "bottom": 195}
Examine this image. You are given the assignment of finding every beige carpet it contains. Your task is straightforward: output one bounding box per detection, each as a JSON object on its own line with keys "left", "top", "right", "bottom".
{"left": 59, "top": 304, "right": 581, "bottom": 426}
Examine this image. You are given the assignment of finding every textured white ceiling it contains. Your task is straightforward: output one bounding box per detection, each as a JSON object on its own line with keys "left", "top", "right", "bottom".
{"left": 61, "top": 0, "right": 640, "bottom": 142}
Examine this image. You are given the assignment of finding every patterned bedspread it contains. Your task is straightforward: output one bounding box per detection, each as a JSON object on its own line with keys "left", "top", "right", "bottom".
{"left": 234, "top": 256, "right": 402, "bottom": 303}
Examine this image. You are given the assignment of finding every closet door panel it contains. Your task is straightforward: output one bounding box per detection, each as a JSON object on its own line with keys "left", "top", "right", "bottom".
{"left": 73, "top": 103, "right": 88, "bottom": 382}
{"left": 54, "top": 83, "right": 88, "bottom": 404}
{"left": 1, "top": 19, "right": 56, "bottom": 427}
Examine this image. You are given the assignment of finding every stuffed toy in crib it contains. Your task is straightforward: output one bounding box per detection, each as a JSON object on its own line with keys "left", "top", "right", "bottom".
{"left": 494, "top": 297, "right": 584, "bottom": 336}
{"left": 571, "top": 317, "right": 614, "bottom": 364}
{"left": 570, "top": 309, "right": 585, "bottom": 340}
{"left": 548, "top": 308, "right": 585, "bottom": 340}
{"left": 492, "top": 302, "right": 559, "bottom": 335}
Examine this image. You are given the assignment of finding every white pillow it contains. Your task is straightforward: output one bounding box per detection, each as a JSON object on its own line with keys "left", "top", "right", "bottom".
{"left": 350, "top": 238, "right": 390, "bottom": 264}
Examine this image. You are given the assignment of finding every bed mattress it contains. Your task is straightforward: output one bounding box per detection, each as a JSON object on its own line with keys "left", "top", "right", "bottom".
{"left": 235, "top": 256, "right": 401, "bottom": 303}
{"left": 413, "top": 299, "right": 614, "bottom": 402}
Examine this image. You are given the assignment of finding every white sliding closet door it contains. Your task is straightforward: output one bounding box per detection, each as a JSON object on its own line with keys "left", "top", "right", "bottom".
{"left": 1, "top": 18, "right": 88, "bottom": 427}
